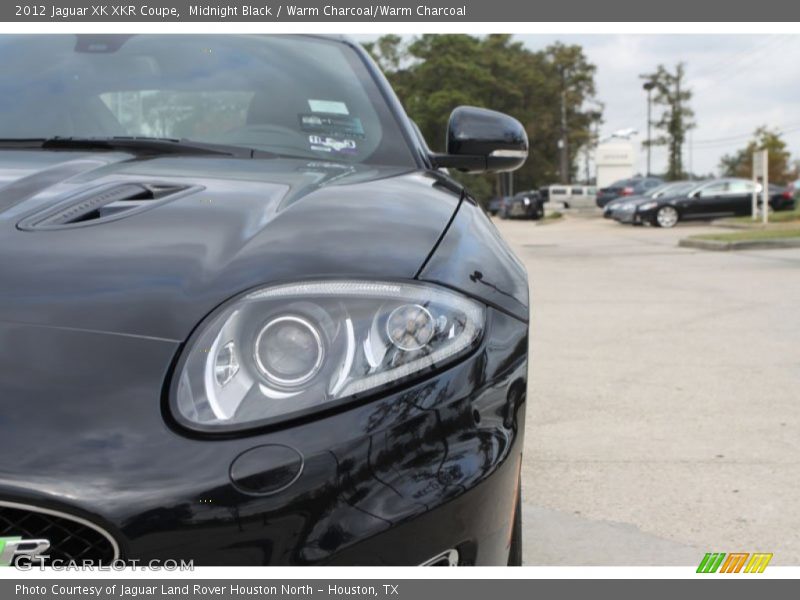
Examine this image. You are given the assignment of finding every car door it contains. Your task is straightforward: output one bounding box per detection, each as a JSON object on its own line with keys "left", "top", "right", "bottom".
{"left": 723, "top": 180, "right": 757, "bottom": 216}
{"left": 686, "top": 181, "right": 733, "bottom": 219}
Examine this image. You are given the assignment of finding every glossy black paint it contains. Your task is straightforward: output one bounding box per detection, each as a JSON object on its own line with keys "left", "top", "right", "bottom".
{"left": 419, "top": 198, "right": 529, "bottom": 323}
{"left": 0, "top": 35, "right": 529, "bottom": 566}
{"left": 433, "top": 107, "right": 529, "bottom": 173}
{"left": 0, "top": 308, "right": 526, "bottom": 565}
{"left": 0, "top": 152, "right": 464, "bottom": 341}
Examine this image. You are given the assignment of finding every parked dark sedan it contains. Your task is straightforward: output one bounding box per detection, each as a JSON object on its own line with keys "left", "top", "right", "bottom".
{"left": 0, "top": 34, "right": 529, "bottom": 567}
{"left": 500, "top": 190, "right": 545, "bottom": 220}
{"left": 603, "top": 180, "right": 699, "bottom": 220}
{"left": 771, "top": 183, "right": 797, "bottom": 212}
{"left": 595, "top": 176, "right": 663, "bottom": 208}
{"left": 624, "top": 178, "right": 793, "bottom": 227}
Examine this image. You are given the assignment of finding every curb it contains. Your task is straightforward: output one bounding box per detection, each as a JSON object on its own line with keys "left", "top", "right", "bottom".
{"left": 710, "top": 219, "right": 800, "bottom": 231}
{"left": 679, "top": 237, "right": 800, "bottom": 251}
{"left": 538, "top": 215, "right": 564, "bottom": 225}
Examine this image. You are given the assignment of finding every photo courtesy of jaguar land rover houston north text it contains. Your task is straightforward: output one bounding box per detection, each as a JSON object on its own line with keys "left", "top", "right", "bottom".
{"left": 0, "top": 35, "right": 529, "bottom": 566}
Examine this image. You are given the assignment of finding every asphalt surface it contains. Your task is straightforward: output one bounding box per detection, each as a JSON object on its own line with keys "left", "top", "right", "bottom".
{"left": 494, "top": 213, "right": 800, "bottom": 566}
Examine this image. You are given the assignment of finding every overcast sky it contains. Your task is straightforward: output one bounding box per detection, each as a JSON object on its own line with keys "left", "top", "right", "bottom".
{"left": 359, "top": 34, "right": 800, "bottom": 178}
{"left": 516, "top": 34, "right": 800, "bottom": 177}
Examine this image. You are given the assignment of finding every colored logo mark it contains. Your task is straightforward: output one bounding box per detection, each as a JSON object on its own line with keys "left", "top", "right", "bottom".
{"left": 0, "top": 537, "right": 51, "bottom": 566}
{"left": 697, "top": 552, "right": 773, "bottom": 573}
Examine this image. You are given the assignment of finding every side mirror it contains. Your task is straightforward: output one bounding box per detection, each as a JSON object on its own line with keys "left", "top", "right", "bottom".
{"left": 431, "top": 106, "right": 528, "bottom": 173}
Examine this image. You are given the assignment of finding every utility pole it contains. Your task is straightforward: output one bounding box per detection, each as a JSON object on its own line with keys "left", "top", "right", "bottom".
{"left": 584, "top": 108, "right": 602, "bottom": 185}
{"left": 498, "top": 172, "right": 513, "bottom": 198}
{"left": 559, "top": 68, "right": 569, "bottom": 184}
{"left": 584, "top": 145, "right": 590, "bottom": 184}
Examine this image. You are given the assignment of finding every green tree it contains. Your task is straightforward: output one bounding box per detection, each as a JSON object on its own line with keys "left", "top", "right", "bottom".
{"left": 364, "top": 35, "right": 602, "bottom": 201}
{"left": 640, "top": 63, "right": 695, "bottom": 180}
{"left": 361, "top": 34, "right": 405, "bottom": 73}
{"left": 719, "top": 127, "right": 794, "bottom": 184}
{"left": 544, "top": 42, "right": 599, "bottom": 183}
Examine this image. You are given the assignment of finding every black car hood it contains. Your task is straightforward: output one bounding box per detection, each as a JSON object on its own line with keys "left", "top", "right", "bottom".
{"left": 623, "top": 195, "right": 657, "bottom": 206}
{"left": 629, "top": 194, "right": 687, "bottom": 206}
{"left": 606, "top": 194, "right": 648, "bottom": 208}
{"left": 0, "top": 150, "right": 461, "bottom": 341}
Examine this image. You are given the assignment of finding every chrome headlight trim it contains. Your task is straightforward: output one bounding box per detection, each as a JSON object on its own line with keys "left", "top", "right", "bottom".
{"left": 169, "top": 279, "right": 486, "bottom": 434}
{"left": 253, "top": 315, "right": 326, "bottom": 387}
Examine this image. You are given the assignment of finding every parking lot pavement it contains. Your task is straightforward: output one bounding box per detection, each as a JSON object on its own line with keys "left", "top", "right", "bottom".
{"left": 494, "top": 215, "right": 800, "bottom": 565}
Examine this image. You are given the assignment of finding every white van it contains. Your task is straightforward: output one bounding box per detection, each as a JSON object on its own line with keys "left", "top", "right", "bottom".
{"left": 543, "top": 185, "right": 597, "bottom": 209}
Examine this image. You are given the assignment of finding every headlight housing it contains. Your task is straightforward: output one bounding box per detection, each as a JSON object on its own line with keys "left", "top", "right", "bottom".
{"left": 170, "top": 280, "right": 485, "bottom": 432}
{"left": 638, "top": 201, "right": 658, "bottom": 211}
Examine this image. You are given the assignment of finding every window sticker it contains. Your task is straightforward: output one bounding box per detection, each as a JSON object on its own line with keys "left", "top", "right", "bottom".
{"left": 308, "top": 135, "right": 358, "bottom": 155}
{"left": 308, "top": 99, "right": 350, "bottom": 115}
{"left": 299, "top": 113, "right": 365, "bottom": 138}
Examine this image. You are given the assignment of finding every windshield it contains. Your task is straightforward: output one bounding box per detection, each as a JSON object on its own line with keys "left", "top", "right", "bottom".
{"left": 0, "top": 34, "right": 415, "bottom": 167}
{"left": 608, "top": 179, "right": 634, "bottom": 188}
{"left": 650, "top": 182, "right": 694, "bottom": 197}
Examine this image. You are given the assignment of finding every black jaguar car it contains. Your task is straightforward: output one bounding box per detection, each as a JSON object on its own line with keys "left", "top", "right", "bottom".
{"left": 499, "top": 190, "right": 545, "bottom": 220}
{"left": 624, "top": 178, "right": 794, "bottom": 227}
{"left": 603, "top": 180, "right": 698, "bottom": 220}
{"left": 0, "top": 35, "right": 529, "bottom": 567}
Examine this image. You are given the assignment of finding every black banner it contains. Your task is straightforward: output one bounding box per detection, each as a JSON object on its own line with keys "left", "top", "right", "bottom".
{"left": 4, "top": 0, "right": 800, "bottom": 22}
{"left": 5, "top": 579, "right": 800, "bottom": 600}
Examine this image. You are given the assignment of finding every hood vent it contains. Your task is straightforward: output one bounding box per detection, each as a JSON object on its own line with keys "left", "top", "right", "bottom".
{"left": 17, "top": 182, "right": 200, "bottom": 230}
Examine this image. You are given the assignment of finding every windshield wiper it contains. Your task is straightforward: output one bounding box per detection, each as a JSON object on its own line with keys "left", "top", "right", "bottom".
{"left": 0, "top": 136, "right": 274, "bottom": 158}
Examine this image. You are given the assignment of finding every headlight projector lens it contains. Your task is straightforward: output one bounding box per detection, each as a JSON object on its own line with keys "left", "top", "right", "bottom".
{"left": 255, "top": 315, "right": 324, "bottom": 386}
{"left": 386, "top": 304, "right": 435, "bottom": 351}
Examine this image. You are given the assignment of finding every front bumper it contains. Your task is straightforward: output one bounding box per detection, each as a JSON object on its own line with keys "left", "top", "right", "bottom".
{"left": 596, "top": 196, "right": 617, "bottom": 208}
{"left": 507, "top": 203, "right": 541, "bottom": 219}
{"left": 613, "top": 210, "right": 640, "bottom": 224}
{"left": 772, "top": 198, "right": 797, "bottom": 211}
{"left": 0, "top": 307, "right": 527, "bottom": 566}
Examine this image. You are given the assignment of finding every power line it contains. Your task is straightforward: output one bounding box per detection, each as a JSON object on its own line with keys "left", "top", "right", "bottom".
{"left": 693, "top": 124, "right": 800, "bottom": 147}
{"left": 689, "top": 36, "right": 797, "bottom": 93}
{"left": 687, "top": 36, "right": 780, "bottom": 82}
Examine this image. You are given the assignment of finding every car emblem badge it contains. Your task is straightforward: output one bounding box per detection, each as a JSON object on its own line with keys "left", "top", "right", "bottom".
{"left": 0, "top": 537, "right": 50, "bottom": 566}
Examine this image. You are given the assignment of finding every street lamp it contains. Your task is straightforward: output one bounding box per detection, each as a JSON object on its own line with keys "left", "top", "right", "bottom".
{"left": 642, "top": 81, "right": 656, "bottom": 177}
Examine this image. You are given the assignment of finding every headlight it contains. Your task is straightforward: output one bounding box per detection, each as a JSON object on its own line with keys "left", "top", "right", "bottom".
{"left": 171, "top": 280, "right": 485, "bottom": 432}
{"left": 638, "top": 201, "right": 658, "bottom": 211}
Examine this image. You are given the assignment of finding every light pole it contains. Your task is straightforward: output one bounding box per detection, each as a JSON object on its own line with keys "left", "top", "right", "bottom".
{"left": 643, "top": 81, "right": 655, "bottom": 177}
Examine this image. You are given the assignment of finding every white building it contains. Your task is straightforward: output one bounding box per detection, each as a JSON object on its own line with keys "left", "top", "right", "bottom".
{"left": 594, "top": 140, "right": 637, "bottom": 189}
